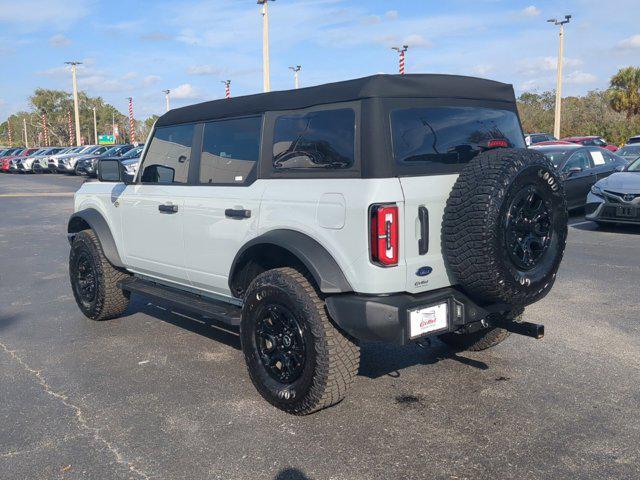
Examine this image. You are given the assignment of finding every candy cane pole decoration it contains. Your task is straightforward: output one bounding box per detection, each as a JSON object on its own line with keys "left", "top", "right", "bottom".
{"left": 127, "top": 97, "right": 135, "bottom": 143}
{"left": 221, "top": 80, "right": 231, "bottom": 99}
{"left": 8, "top": 121, "right": 13, "bottom": 147}
{"left": 392, "top": 45, "right": 409, "bottom": 74}
{"left": 67, "top": 109, "right": 75, "bottom": 145}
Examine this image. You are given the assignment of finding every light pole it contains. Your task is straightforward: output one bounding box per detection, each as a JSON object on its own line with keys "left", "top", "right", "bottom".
{"left": 163, "top": 89, "right": 171, "bottom": 112}
{"left": 7, "top": 121, "right": 12, "bottom": 147}
{"left": 289, "top": 65, "right": 301, "bottom": 89}
{"left": 548, "top": 15, "right": 571, "bottom": 139}
{"left": 23, "top": 118, "right": 29, "bottom": 148}
{"left": 92, "top": 107, "right": 98, "bottom": 145}
{"left": 391, "top": 45, "right": 409, "bottom": 74}
{"left": 65, "top": 61, "right": 82, "bottom": 146}
{"left": 258, "top": 0, "right": 275, "bottom": 92}
{"left": 40, "top": 109, "right": 49, "bottom": 147}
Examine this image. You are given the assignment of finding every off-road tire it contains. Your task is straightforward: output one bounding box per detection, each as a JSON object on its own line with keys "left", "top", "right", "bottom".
{"left": 443, "top": 148, "right": 568, "bottom": 307}
{"left": 69, "top": 230, "right": 130, "bottom": 321}
{"left": 240, "top": 267, "right": 360, "bottom": 415}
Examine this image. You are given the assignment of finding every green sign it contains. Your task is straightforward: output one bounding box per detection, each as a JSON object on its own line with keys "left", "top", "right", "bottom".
{"left": 98, "top": 134, "right": 115, "bottom": 145}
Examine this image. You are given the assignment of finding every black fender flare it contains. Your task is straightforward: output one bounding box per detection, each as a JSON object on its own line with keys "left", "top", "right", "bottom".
{"left": 229, "top": 229, "right": 353, "bottom": 294}
{"left": 67, "top": 208, "right": 125, "bottom": 268}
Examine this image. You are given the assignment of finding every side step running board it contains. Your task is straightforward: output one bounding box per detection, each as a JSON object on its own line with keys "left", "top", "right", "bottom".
{"left": 118, "top": 277, "right": 242, "bottom": 327}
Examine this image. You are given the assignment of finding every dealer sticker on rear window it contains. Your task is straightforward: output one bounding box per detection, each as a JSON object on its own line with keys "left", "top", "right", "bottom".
{"left": 409, "top": 303, "right": 448, "bottom": 338}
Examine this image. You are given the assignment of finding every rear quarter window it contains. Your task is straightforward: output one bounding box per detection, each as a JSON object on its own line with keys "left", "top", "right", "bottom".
{"left": 391, "top": 106, "right": 525, "bottom": 175}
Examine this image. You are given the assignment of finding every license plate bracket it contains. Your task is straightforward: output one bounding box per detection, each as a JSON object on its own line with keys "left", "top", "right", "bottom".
{"left": 616, "top": 206, "right": 636, "bottom": 218}
{"left": 408, "top": 302, "right": 449, "bottom": 339}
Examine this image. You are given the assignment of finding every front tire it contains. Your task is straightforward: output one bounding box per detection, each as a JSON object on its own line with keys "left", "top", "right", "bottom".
{"left": 69, "top": 230, "right": 130, "bottom": 320}
{"left": 240, "top": 267, "right": 360, "bottom": 415}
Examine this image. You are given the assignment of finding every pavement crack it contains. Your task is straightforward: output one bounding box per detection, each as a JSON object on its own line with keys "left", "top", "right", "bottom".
{"left": 0, "top": 340, "right": 151, "bottom": 480}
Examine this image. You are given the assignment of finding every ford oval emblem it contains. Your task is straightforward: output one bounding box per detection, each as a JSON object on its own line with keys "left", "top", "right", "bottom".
{"left": 416, "top": 266, "right": 433, "bottom": 277}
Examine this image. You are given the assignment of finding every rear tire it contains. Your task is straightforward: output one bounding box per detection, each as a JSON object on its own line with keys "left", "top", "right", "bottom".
{"left": 240, "top": 267, "right": 360, "bottom": 415}
{"left": 69, "top": 230, "right": 130, "bottom": 321}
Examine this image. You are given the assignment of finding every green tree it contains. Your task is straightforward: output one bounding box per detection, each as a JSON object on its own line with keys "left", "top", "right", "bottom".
{"left": 607, "top": 67, "right": 640, "bottom": 119}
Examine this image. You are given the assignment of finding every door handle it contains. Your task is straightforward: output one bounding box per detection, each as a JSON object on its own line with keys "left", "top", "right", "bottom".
{"left": 418, "top": 206, "right": 429, "bottom": 255}
{"left": 158, "top": 204, "right": 178, "bottom": 213}
{"left": 225, "top": 208, "right": 251, "bottom": 219}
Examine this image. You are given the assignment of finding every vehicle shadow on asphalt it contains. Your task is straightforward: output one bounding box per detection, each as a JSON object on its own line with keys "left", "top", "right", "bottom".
{"left": 129, "top": 295, "right": 241, "bottom": 350}
{"left": 0, "top": 311, "right": 23, "bottom": 332}
{"left": 358, "top": 341, "right": 488, "bottom": 379}
{"left": 273, "top": 468, "right": 312, "bottom": 480}
{"left": 571, "top": 221, "right": 640, "bottom": 235}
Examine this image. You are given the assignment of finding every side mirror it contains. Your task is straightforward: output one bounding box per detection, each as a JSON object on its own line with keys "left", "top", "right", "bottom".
{"left": 98, "top": 159, "right": 131, "bottom": 184}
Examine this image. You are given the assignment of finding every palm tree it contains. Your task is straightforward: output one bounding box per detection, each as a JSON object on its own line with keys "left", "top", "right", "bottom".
{"left": 607, "top": 67, "right": 640, "bottom": 119}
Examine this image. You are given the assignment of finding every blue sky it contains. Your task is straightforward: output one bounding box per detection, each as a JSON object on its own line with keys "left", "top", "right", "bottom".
{"left": 0, "top": 0, "right": 639, "bottom": 121}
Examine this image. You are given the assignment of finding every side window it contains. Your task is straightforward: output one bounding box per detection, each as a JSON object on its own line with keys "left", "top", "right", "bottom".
{"left": 141, "top": 124, "right": 194, "bottom": 184}
{"left": 272, "top": 108, "right": 355, "bottom": 170}
{"left": 199, "top": 116, "right": 262, "bottom": 184}
{"left": 562, "top": 151, "right": 591, "bottom": 173}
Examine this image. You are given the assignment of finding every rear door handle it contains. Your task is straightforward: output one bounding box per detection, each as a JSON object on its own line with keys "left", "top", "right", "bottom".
{"left": 158, "top": 204, "right": 178, "bottom": 214}
{"left": 225, "top": 208, "right": 251, "bottom": 219}
{"left": 418, "top": 206, "right": 429, "bottom": 255}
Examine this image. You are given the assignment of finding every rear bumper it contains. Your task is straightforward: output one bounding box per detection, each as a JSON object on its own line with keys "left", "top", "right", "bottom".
{"left": 325, "top": 286, "right": 523, "bottom": 345}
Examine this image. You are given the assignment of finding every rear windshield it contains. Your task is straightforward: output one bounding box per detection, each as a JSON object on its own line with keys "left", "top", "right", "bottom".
{"left": 391, "top": 106, "right": 525, "bottom": 175}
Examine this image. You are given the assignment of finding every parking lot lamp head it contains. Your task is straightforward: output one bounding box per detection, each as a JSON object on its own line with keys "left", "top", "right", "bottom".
{"left": 288, "top": 65, "right": 301, "bottom": 89}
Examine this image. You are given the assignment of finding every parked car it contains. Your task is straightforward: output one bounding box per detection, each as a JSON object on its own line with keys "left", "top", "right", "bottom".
{"left": 47, "top": 146, "right": 87, "bottom": 172}
{"left": 76, "top": 144, "right": 135, "bottom": 176}
{"left": 562, "top": 136, "right": 619, "bottom": 152}
{"left": 1, "top": 148, "right": 32, "bottom": 172}
{"left": 626, "top": 135, "right": 640, "bottom": 145}
{"left": 525, "top": 133, "right": 557, "bottom": 146}
{"left": 33, "top": 146, "right": 73, "bottom": 173}
{"left": 51, "top": 145, "right": 98, "bottom": 173}
{"left": 69, "top": 74, "right": 568, "bottom": 414}
{"left": 531, "top": 144, "right": 628, "bottom": 209}
{"left": 0, "top": 148, "right": 24, "bottom": 171}
{"left": 90, "top": 145, "right": 144, "bottom": 178}
{"left": 616, "top": 145, "right": 640, "bottom": 163}
{"left": 8, "top": 148, "right": 41, "bottom": 173}
{"left": 586, "top": 157, "right": 640, "bottom": 226}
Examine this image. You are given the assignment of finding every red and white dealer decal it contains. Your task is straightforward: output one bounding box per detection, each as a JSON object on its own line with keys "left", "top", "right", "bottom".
{"left": 409, "top": 303, "right": 448, "bottom": 338}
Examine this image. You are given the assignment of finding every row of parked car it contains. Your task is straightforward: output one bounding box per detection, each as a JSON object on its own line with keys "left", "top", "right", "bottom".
{"left": 0, "top": 144, "right": 144, "bottom": 177}
{"left": 527, "top": 136, "right": 640, "bottom": 226}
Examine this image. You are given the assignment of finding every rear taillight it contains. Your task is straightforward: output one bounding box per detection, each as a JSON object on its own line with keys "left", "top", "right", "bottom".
{"left": 370, "top": 204, "right": 399, "bottom": 266}
{"left": 487, "top": 139, "right": 509, "bottom": 149}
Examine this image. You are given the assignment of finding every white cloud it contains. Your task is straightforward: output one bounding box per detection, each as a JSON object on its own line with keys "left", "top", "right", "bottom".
{"left": 122, "top": 71, "right": 139, "bottom": 80}
{"left": 472, "top": 64, "right": 493, "bottom": 76}
{"left": 171, "top": 84, "right": 200, "bottom": 99}
{"left": 49, "top": 34, "right": 71, "bottom": 47}
{"left": 522, "top": 6, "right": 541, "bottom": 17}
{"left": 565, "top": 71, "right": 597, "bottom": 85}
{"left": 404, "top": 34, "right": 432, "bottom": 49}
{"left": 618, "top": 34, "right": 640, "bottom": 49}
{"left": 0, "top": 0, "right": 91, "bottom": 31}
{"left": 385, "top": 10, "right": 399, "bottom": 20}
{"left": 517, "top": 56, "right": 583, "bottom": 75}
{"left": 187, "top": 65, "right": 223, "bottom": 76}
{"left": 143, "top": 75, "right": 161, "bottom": 86}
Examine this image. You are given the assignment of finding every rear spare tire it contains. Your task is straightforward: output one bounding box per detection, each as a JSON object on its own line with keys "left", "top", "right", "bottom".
{"left": 443, "top": 148, "right": 567, "bottom": 307}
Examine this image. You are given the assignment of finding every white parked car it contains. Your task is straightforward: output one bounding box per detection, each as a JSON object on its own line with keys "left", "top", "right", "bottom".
{"left": 67, "top": 74, "right": 568, "bottom": 414}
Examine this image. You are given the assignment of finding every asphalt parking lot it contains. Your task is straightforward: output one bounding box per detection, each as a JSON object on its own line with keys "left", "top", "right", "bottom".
{"left": 1, "top": 173, "right": 639, "bottom": 480}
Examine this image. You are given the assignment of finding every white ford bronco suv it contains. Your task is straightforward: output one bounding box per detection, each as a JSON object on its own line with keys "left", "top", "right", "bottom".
{"left": 68, "top": 74, "right": 568, "bottom": 415}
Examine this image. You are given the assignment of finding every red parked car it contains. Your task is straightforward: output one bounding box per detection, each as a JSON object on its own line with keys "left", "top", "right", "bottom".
{"left": 561, "top": 136, "right": 619, "bottom": 152}
{"left": 1, "top": 148, "right": 36, "bottom": 172}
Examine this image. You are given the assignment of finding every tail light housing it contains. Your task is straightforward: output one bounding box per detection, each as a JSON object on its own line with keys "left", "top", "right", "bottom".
{"left": 370, "top": 204, "right": 399, "bottom": 266}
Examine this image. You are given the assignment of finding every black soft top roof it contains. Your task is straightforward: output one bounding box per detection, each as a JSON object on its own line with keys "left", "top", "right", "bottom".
{"left": 156, "top": 74, "right": 517, "bottom": 127}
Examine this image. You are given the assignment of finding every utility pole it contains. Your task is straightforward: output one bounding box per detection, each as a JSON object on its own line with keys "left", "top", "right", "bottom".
{"left": 289, "top": 65, "right": 301, "bottom": 89}
{"left": 548, "top": 15, "right": 571, "bottom": 139}
{"left": 258, "top": 0, "right": 275, "bottom": 92}
{"left": 65, "top": 61, "right": 82, "bottom": 146}
{"left": 23, "top": 118, "right": 28, "bottom": 148}
{"left": 163, "top": 89, "right": 171, "bottom": 112}
{"left": 391, "top": 45, "right": 409, "bottom": 74}
{"left": 221, "top": 80, "right": 231, "bottom": 99}
{"left": 92, "top": 107, "right": 98, "bottom": 145}
{"left": 127, "top": 97, "right": 136, "bottom": 144}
